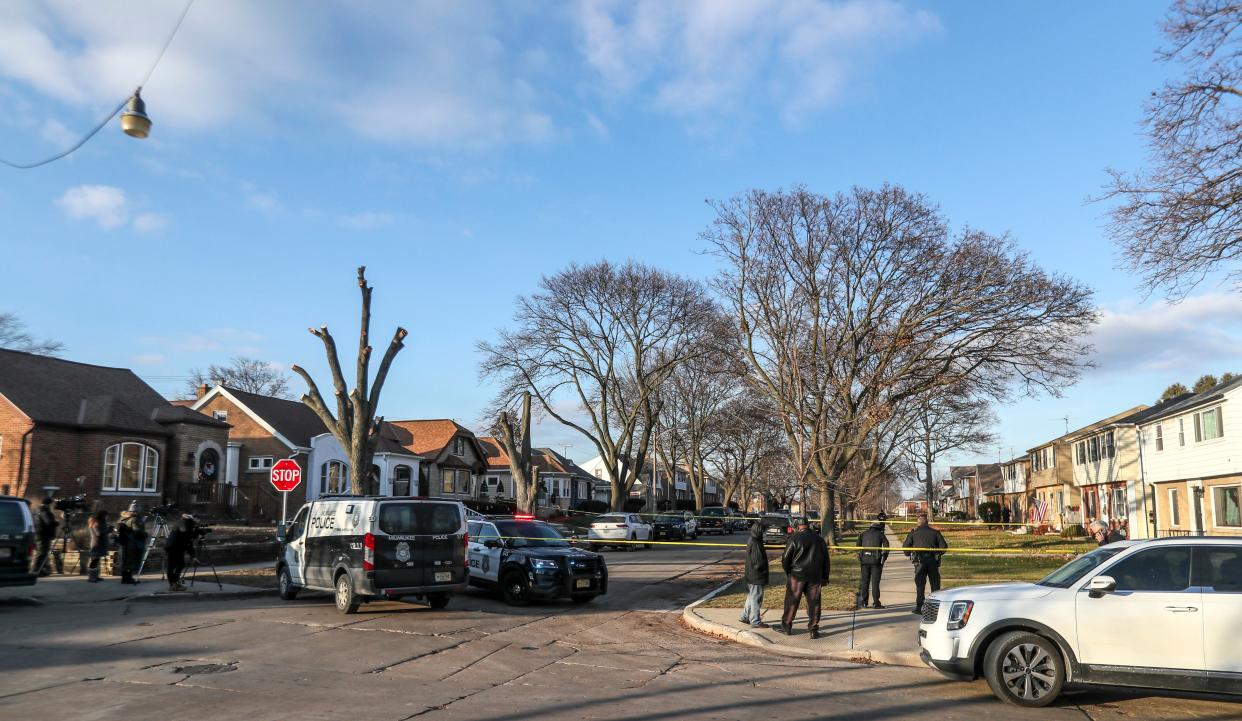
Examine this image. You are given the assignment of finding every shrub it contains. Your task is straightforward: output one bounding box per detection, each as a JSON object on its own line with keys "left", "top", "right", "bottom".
{"left": 1060, "top": 524, "right": 1087, "bottom": 538}
{"left": 623, "top": 498, "right": 647, "bottom": 512}
{"left": 575, "top": 499, "right": 608, "bottom": 514}
{"left": 977, "top": 501, "right": 1002, "bottom": 522}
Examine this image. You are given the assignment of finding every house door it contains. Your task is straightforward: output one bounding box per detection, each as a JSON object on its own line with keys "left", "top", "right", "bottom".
{"left": 418, "top": 466, "right": 430, "bottom": 497}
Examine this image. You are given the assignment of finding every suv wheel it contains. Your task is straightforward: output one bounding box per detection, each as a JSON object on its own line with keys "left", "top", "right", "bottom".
{"left": 427, "top": 592, "right": 450, "bottom": 610}
{"left": 501, "top": 571, "right": 530, "bottom": 606}
{"left": 278, "top": 566, "right": 298, "bottom": 601}
{"left": 334, "top": 573, "right": 360, "bottom": 615}
{"left": 983, "top": 631, "right": 1064, "bottom": 707}
{"left": 627, "top": 534, "right": 638, "bottom": 552}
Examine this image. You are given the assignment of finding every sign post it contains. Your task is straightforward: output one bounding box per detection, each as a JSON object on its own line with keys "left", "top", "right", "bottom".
{"left": 270, "top": 458, "right": 302, "bottom": 528}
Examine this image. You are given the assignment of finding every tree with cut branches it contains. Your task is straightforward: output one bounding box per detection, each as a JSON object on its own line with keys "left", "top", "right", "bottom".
{"left": 186, "top": 356, "right": 293, "bottom": 399}
{"left": 0, "top": 312, "right": 64, "bottom": 356}
{"left": 479, "top": 261, "right": 718, "bottom": 511}
{"left": 1104, "top": 1, "right": 1242, "bottom": 297}
{"left": 707, "top": 185, "right": 1097, "bottom": 540}
{"left": 292, "top": 267, "right": 407, "bottom": 496}
{"left": 488, "top": 391, "right": 537, "bottom": 514}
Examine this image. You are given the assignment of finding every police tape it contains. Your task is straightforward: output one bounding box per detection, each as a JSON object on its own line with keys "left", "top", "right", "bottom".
{"left": 486, "top": 535, "right": 1088, "bottom": 557}
{"left": 557, "top": 506, "right": 1046, "bottom": 529}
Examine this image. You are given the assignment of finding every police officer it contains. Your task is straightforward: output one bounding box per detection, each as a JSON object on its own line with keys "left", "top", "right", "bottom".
{"left": 902, "top": 514, "right": 948, "bottom": 614}
{"left": 31, "top": 497, "right": 59, "bottom": 576}
{"left": 855, "top": 521, "right": 889, "bottom": 609}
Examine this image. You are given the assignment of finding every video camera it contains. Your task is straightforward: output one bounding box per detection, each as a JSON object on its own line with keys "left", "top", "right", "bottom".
{"left": 149, "top": 503, "right": 180, "bottom": 517}
{"left": 53, "top": 494, "right": 87, "bottom": 513}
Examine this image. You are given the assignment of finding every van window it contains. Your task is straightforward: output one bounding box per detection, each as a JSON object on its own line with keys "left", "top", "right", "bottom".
{"left": 378, "top": 502, "right": 462, "bottom": 535}
{"left": 0, "top": 503, "right": 26, "bottom": 533}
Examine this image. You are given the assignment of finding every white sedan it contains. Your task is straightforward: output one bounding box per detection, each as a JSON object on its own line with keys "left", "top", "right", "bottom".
{"left": 587, "top": 513, "right": 653, "bottom": 551}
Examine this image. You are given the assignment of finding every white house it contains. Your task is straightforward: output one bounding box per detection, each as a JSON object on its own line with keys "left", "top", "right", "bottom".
{"left": 305, "top": 429, "right": 422, "bottom": 501}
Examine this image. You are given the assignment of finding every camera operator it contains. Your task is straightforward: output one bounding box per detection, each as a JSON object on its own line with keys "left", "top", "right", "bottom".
{"left": 163, "top": 513, "right": 198, "bottom": 592}
{"left": 116, "top": 503, "right": 148, "bottom": 585}
{"left": 31, "top": 497, "right": 59, "bottom": 576}
{"left": 86, "top": 510, "right": 111, "bottom": 583}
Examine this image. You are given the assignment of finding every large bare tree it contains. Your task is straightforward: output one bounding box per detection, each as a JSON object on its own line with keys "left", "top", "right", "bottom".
{"left": 0, "top": 312, "right": 64, "bottom": 356}
{"left": 488, "top": 391, "right": 538, "bottom": 514}
{"left": 479, "top": 261, "right": 717, "bottom": 510}
{"left": 185, "top": 356, "right": 293, "bottom": 399}
{"left": 1105, "top": 1, "right": 1242, "bottom": 297}
{"left": 292, "top": 267, "right": 407, "bottom": 496}
{"left": 707, "top": 185, "right": 1097, "bottom": 539}
{"left": 904, "top": 389, "right": 997, "bottom": 511}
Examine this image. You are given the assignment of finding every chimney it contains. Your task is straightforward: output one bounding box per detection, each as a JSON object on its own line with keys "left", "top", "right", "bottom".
{"left": 196, "top": 383, "right": 209, "bottom": 399}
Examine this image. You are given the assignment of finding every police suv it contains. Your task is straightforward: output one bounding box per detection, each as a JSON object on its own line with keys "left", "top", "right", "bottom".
{"left": 466, "top": 516, "right": 607, "bottom": 605}
{"left": 276, "top": 496, "right": 468, "bottom": 614}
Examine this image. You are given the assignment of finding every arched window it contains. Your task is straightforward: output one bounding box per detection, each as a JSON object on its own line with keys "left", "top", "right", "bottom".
{"left": 102, "top": 442, "right": 159, "bottom": 492}
{"left": 320, "top": 460, "right": 349, "bottom": 494}
{"left": 393, "top": 465, "right": 412, "bottom": 496}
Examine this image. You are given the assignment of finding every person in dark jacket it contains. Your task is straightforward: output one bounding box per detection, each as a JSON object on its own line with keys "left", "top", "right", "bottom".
{"left": 86, "top": 510, "right": 111, "bottom": 583}
{"left": 779, "top": 518, "right": 830, "bottom": 638}
{"left": 902, "top": 514, "right": 948, "bottom": 614}
{"left": 740, "top": 521, "right": 770, "bottom": 628}
{"left": 31, "top": 497, "right": 59, "bottom": 576}
{"left": 116, "top": 505, "right": 148, "bottom": 585}
{"left": 164, "top": 514, "right": 198, "bottom": 592}
{"left": 855, "top": 522, "right": 890, "bottom": 609}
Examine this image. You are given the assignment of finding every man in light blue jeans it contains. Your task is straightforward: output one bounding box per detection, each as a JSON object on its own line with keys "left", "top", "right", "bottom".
{"left": 740, "top": 522, "right": 769, "bottom": 627}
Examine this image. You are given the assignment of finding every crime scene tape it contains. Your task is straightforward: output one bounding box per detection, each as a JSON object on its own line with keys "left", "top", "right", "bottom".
{"left": 556, "top": 506, "right": 1047, "bottom": 529}
{"left": 487, "top": 536, "right": 1090, "bottom": 557}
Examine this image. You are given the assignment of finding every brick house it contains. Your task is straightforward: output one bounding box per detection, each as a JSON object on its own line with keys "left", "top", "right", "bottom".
{"left": 386, "top": 420, "right": 488, "bottom": 499}
{"left": 190, "top": 385, "right": 327, "bottom": 520}
{"left": 0, "top": 349, "right": 229, "bottom": 513}
{"left": 475, "top": 438, "right": 595, "bottom": 508}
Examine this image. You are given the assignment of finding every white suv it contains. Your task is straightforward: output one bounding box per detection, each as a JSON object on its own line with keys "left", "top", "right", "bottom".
{"left": 918, "top": 537, "right": 1242, "bottom": 707}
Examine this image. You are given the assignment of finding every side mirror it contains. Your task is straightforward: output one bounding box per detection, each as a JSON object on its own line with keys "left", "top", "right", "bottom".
{"left": 484, "top": 539, "right": 501, "bottom": 549}
{"left": 276, "top": 524, "right": 287, "bottom": 543}
{"left": 1087, "top": 575, "right": 1116, "bottom": 595}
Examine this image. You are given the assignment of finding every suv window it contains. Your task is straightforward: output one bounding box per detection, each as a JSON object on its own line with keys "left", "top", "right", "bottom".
{"left": 378, "top": 502, "right": 462, "bottom": 535}
{"left": 495, "top": 520, "right": 568, "bottom": 548}
{"left": 1105, "top": 547, "right": 1193, "bottom": 592}
{"left": 0, "top": 502, "right": 26, "bottom": 533}
{"left": 1039, "top": 546, "right": 1123, "bottom": 588}
{"left": 475, "top": 523, "right": 500, "bottom": 541}
{"left": 1195, "top": 546, "right": 1242, "bottom": 593}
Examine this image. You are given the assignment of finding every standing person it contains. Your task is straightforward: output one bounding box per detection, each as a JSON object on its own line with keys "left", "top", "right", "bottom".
{"left": 740, "top": 521, "right": 769, "bottom": 628}
{"left": 1001, "top": 506, "right": 1012, "bottom": 528}
{"left": 779, "top": 518, "right": 830, "bottom": 638}
{"left": 86, "top": 510, "right": 111, "bottom": 583}
{"left": 902, "top": 514, "right": 947, "bottom": 614}
{"left": 31, "top": 497, "right": 59, "bottom": 576}
{"left": 855, "top": 522, "right": 889, "bottom": 609}
{"left": 164, "top": 514, "right": 197, "bottom": 592}
{"left": 116, "top": 504, "right": 148, "bottom": 585}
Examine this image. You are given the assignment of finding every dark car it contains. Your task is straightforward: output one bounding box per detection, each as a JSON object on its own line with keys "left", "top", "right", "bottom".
{"left": 652, "top": 513, "right": 695, "bottom": 541}
{"left": 0, "top": 497, "right": 36, "bottom": 588}
{"left": 760, "top": 513, "right": 793, "bottom": 545}
{"left": 467, "top": 517, "right": 608, "bottom": 606}
{"left": 806, "top": 511, "right": 822, "bottom": 532}
{"left": 698, "top": 506, "right": 732, "bottom": 535}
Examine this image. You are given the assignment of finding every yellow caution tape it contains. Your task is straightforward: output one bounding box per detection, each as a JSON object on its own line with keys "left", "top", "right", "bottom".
{"left": 488, "top": 536, "right": 1088, "bottom": 557}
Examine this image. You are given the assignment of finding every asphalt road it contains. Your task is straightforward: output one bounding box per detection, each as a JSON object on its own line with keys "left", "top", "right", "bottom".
{"left": 0, "top": 540, "right": 1238, "bottom": 721}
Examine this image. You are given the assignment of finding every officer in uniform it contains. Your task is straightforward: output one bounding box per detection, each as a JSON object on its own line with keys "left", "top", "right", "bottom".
{"left": 902, "top": 514, "right": 948, "bottom": 614}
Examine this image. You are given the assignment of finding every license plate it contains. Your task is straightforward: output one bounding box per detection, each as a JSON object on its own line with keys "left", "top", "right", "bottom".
{"left": 0, "top": 548, "right": 9, "bottom": 559}
{"left": 435, "top": 571, "right": 452, "bottom": 582}
{"left": 575, "top": 578, "right": 591, "bottom": 589}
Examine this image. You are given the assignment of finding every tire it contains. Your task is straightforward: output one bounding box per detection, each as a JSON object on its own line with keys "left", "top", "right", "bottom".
{"left": 334, "top": 572, "right": 360, "bottom": 615}
{"left": 590, "top": 543, "right": 603, "bottom": 552}
{"left": 627, "top": 534, "right": 638, "bottom": 552}
{"left": 278, "top": 566, "right": 299, "bottom": 601}
{"left": 427, "top": 592, "right": 450, "bottom": 610}
{"left": 501, "top": 571, "right": 530, "bottom": 606}
{"left": 983, "top": 631, "right": 1065, "bottom": 708}
{"left": 571, "top": 594, "right": 596, "bottom": 604}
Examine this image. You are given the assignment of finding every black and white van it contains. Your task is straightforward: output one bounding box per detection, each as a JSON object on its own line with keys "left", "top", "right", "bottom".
{"left": 275, "top": 496, "right": 468, "bottom": 614}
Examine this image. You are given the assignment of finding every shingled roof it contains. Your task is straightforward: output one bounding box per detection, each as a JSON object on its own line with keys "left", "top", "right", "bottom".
{"left": 387, "top": 419, "right": 476, "bottom": 457}
{"left": 214, "top": 386, "right": 327, "bottom": 448}
{"left": 477, "top": 436, "right": 510, "bottom": 470}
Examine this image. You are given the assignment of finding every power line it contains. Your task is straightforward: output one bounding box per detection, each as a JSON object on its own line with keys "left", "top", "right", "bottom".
{"left": 0, "top": 0, "right": 196, "bottom": 170}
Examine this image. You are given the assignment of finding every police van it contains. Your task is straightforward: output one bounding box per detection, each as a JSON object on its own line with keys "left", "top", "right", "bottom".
{"left": 275, "top": 496, "right": 468, "bottom": 614}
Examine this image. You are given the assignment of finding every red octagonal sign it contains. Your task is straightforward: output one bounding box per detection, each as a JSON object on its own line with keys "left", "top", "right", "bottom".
{"left": 270, "top": 458, "right": 302, "bottom": 493}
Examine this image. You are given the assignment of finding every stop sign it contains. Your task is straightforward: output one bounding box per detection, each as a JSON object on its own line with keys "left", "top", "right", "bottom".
{"left": 270, "top": 458, "right": 302, "bottom": 493}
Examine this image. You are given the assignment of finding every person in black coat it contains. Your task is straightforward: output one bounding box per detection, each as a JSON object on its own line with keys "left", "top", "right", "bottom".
{"left": 855, "top": 522, "right": 890, "bottom": 609}
{"left": 164, "top": 514, "right": 198, "bottom": 592}
{"left": 902, "top": 514, "right": 948, "bottom": 614}
{"left": 31, "top": 498, "right": 59, "bottom": 576}
{"left": 86, "top": 510, "right": 111, "bottom": 583}
{"left": 779, "top": 519, "right": 830, "bottom": 638}
{"left": 740, "top": 522, "right": 770, "bottom": 628}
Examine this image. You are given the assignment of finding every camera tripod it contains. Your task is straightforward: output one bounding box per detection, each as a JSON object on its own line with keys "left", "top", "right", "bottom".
{"left": 33, "top": 510, "right": 76, "bottom": 576}
{"left": 185, "top": 535, "right": 223, "bottom": 591}
{"left": 135, "top": 513, "right": 173, "bottom": 580}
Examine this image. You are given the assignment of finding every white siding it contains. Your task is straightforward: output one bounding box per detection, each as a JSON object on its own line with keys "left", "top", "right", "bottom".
{"left": 1139, "top": 388, "right": 1242, "bottom": 484}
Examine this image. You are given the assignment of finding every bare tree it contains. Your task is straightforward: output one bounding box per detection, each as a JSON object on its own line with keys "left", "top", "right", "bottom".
{"left": 479, "top": 261, "right": 717, "bottom": 511}
{"left": 186, "top": 356, "right": 293, "bottom": 399}
{"left": 1104, "top": 1, "right": 1242, "bottom": 297}
{"left": 292, "top": 267, "right": 407, "bottom": 496}
{"left": 708, "top": 394, "right": 788, "bottom": 511}
{"left": 904, "top": 389, "right": 996, "bottom": 513}
{"left": 0, "top": 313, "right": 64, "bottom": 356}
{"left": 489, "top": 391, "right": 538, "bottom": 514}
{"left": 707, "top": 185, "right": 1097, "bottom": 539}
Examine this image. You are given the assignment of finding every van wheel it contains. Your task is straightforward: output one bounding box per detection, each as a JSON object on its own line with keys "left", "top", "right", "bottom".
{"left": 278, "top": 566, "right": 298, "bottom": 601}
{"left": 334, "top": 573, "right": 360, "bottom": 614}
{"left": 427, "top": 592, "right": 450, "bottom": 610}
{"left": 983, "top": 631, "right": 1064, "bottom": 707}
{"left": 501, "top": 571, "right": 530, "bottom": 606}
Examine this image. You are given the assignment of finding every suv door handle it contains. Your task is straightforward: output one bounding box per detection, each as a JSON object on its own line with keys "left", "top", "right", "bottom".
{"left": 1164, "top": 606, "right": 1199, "bottom": 613}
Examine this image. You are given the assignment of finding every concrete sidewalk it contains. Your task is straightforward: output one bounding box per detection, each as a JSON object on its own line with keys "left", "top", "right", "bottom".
{"left": 0, "top": 572, "right": 274, "bottom": 605}
{"left": 682, "top": 530, "right": 924, "bottom": 667}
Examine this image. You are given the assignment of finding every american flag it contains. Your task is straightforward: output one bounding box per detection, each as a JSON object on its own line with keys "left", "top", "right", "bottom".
{"left": 1031, "top": 498, "right": 1049, "bottom": 524}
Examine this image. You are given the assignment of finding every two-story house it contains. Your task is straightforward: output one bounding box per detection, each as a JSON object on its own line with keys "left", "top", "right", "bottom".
{"left": 387, "top": 419, "right": 488, "bottom": 499}
{"left": 1026, "top": 437, "right": 1074, "bottom": 531}
{"left": 999, "top": 456, "right": 1030, "bottom": 522}
{"left": 1066, "top": 405, "right": 1148, "bottom": 531}
{"left": 476, "top": 438, "right": 604, "bottom": 510}
{"left": 306, "top": 423, "right": 424, "bottom": 500}
{"left": 949, "top": 466, "right": 980, "bottom": 516}
{"left": 1137, "top": 378, "right": 1242, "bottom": 538}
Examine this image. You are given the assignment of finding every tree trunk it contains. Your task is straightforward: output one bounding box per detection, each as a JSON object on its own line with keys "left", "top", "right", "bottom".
{"left": 924, "top": 454, "right": 934, "bottom": 517}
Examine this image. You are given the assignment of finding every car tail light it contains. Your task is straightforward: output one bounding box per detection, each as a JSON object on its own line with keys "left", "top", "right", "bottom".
{"left": 27, "top": 542, "right": 35, "bottom": 559}
{"left": 363, "top": 532, "right": 375, "bottom": 571}
{"left": 463, "top": 533, "right": 470, "bottom": 567}
{"left": 615, "top": 524, "right": 628, "bottom": 529}
{"left": 787, "top": 526, "right": 792, "bottom": 534}
{"left": 514, "top": 514, "right": 534, "bottom": 520}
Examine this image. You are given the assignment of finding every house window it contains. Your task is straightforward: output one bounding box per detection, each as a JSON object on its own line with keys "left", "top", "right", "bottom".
{"left": 1075, "top": 442, "right": 1085, "bottom": 466}
{"left": 1194, "top": 406, "right": 1224, "bottom": 442}
{"left": 212, "top": 410, "right": 228, "bottom": 421}
{"left": 1214, "top": 486, "right": 1241, "bottom": 527}
{"left": 1179, "top": 418, "right": 1186, "bottom": 447}
{"left": 1111, "top": 487, "right": 1126, "bottom": 518}
{"left": 393, "top": 465, "right": 412, "bottom": 496}
{"left": 248, "top": 456, "right": 275, "bottom": 472}
{"left": 1056, "top": 490, "right": 1065, "bottom": 514}
{"left": 1155, "top": 425, "right": 1164, "bottom": 451}
{"left": 1103, "top": 432, "right": 1115, "bottom": 459}
{"left": 1170, "top": 488, "right": 1182, "bottom": 526}
{"left": 453, "top": 437, "right": 467, "bottom": 457}
{"left": 442, "top": 468, "right": 469, "bottom": 494}
{"left": 102, "top": 442, "right": 159, "bottom": 492}
{"left": 0, "top": 436, "right": 4, "bottom": 459}
{"left": 1088, "top": 437, "right": 1100, "bottom": 462}
{"left": 320, "top": 461, "right": 349, "bottom": 494}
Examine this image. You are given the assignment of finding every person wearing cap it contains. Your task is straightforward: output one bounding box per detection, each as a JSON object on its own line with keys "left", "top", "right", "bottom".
{"left": 855, "top": 521, "right": 890, "bottom": 609}
{"left": 116, "top": 503, "right": 148, "bottom": 585}
{"left": 779, "top": 517, "right": 830, "bottom": 638}
{"left": 902, "top": 514, "right": 948, "bottom": 614}
{"left": 740, "top": 520, "right": 769, "bottom": 628}
{"left": 163, "top": 513, "right": 198, "bottom": 592}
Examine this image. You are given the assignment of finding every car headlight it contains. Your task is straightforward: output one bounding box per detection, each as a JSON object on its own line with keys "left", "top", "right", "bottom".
{"left": 530, "top": 558, "right": 558, "bottom": 571}
{"left": 946, "top": 600, "right": 974, "bottom": 630}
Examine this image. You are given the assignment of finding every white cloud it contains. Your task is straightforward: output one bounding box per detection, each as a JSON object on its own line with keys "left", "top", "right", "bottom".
{"left": 133, "top": 212, "right": 168, "bottom": 233}
{"left": 1089, "top": 293, "right": 1242, "bottom": 375}
{"left": 56, "top": 184, "right": 127, "bottom": 229}
{"left": 585, "top": 111, "right": 610, "bottom": 138}
{"left": 39, "top": 117, "right": 75, "bottom": 147}
{"left": 130, "top": 353, "right": 166, "bottom": 366}
{"left": 574, "top": 0, "right": 939, "bottom": 124}
{"left": 338, "top": 211, "right": 396, "bottom": 230}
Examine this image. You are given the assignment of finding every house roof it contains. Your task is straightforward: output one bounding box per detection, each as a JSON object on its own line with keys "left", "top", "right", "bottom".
{"left": 1127, "top": 379, "right": 1242, "bottom": 426}
{"left": 151, "top": 405, "right": 230, "bottom": 428}
{"left": 0, "top": 348, "right": 219, "bottom": 435}
{"left": 976, "top": 463, "right": 1004, "bottom": 494}
{"left": 212, "top": 386, "right": 327, "bottom": 448}
{"left": 386, "top": 419, "right": 477, "bottom": 456}
{"left": 538, "top": 448, "right": 594, "bottom": 479}
{"left": 477, "top": 436, "right": 510, "bottom": 470}
{"left": 374, "top": 422, "right": 424, "bottom": 457}
{"left": 1028, "top": 405, "right": 1149, "bottom": 453}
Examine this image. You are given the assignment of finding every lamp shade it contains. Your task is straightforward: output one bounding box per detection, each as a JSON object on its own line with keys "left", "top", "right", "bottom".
{"left": 120, "top": 91, "right": 151, "bottom": 139}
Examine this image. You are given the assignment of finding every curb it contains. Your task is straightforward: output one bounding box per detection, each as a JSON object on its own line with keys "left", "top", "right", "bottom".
{"left": 126, "top": 587, "right": 279, "bottom": 602}
{"left": 680, "top": 603, "right": 924, "bottom": 668}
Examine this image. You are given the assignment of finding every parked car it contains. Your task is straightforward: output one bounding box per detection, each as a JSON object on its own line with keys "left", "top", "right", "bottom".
{"left": 587, "top": 513, "right": 653, "bottom": 550}
{"left": 275, "top": 496, "right": 468, "bottom": 614}
{"left": 760, "top": 513, "right": 793, "bottom": 545}
{"left": 0, "top": 496, "right": 36, "bottom": 588}
{"left": 652, "top": 513, "right": 697, "bottom": 541}
{"left": 806, "top": 511, "right": 822, "bottom": 532}
{"left": 466, "top": 516, "right": 607, "bottom": 605}
{"left": 919, "top": 537, "right": 1242, "bottom": 707}
{"left": 697, "top": 506, "right": 732, "bottom": 535}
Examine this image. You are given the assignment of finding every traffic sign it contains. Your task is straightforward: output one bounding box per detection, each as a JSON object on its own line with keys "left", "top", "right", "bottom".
{"left": 270, "top": 459, "right": 302, "bottom": 493}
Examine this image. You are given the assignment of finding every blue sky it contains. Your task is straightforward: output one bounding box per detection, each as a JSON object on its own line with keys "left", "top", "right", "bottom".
{"left": 3, "top": 0, "right": 1241, "bottom": 475}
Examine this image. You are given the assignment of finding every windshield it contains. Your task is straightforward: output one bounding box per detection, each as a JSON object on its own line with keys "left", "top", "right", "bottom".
{"left": 701, "top": 508, "right": 726, "bottom": 516}
{"left": 762, "top": 515, "right": 790, "bottom": 527}
{"left": 378, "top": 502, "right": 461, "bottom": 535}
{"left": 496, "top": 521, "right": 569, "bottom": 548}
{"left": 655, "top": 515, "right": 683, "bottom": 523}
{"left": 1038, "top": 547, "right": 1124, "bottom": 588}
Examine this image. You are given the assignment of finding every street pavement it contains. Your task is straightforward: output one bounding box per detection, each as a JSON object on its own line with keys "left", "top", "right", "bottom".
{"left": 0, "top": 540, "right": 1238, "bottom": 721}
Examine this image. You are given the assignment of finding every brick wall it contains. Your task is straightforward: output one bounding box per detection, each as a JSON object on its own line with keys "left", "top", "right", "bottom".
{"left": 195, "top": 394, "right": 310, "bottom": 510}
{"left": 0, "top": 395, "right": 34, "bottom": 497}
{"left": 27, "top": 426, "right": 170, "bottom": 514}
